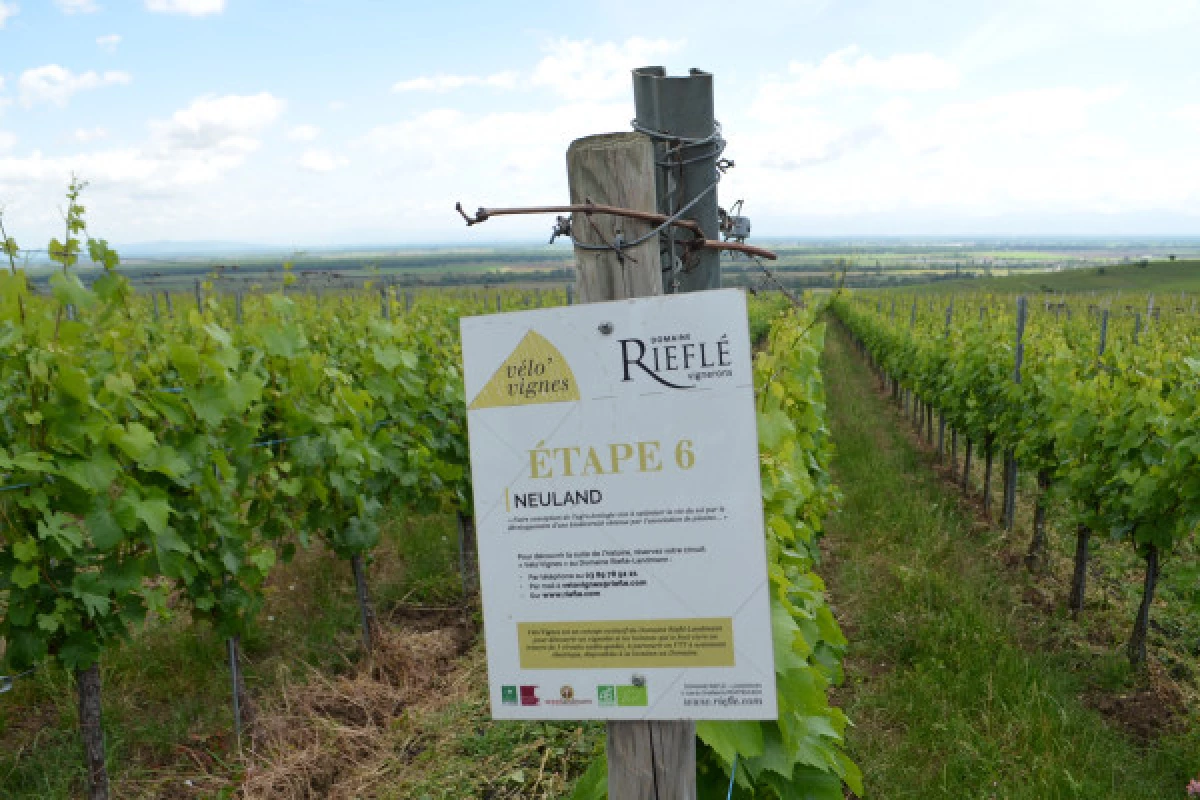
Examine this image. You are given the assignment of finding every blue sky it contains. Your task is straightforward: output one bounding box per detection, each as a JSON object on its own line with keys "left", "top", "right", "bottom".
{"left": 1, "top": 0, "right": 1199, "bottom": 247}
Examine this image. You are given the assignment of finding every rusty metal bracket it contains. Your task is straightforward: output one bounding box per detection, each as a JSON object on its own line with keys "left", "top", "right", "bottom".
{"left": 454, "top": 201, "right": 776, "bottom": 260}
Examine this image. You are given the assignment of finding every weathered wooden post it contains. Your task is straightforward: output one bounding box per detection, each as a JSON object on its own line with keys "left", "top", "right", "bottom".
{"left": 566, "top": 128, "right": 694, "bottom": 798}
{"left": 77, "top": 663, "right": 109, "bottom": 800}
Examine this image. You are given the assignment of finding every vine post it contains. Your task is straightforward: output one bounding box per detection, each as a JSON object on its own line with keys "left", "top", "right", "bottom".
{"left": 962, "top": 438, "right": 973, "bottom": 492}
{"left": 1069, "top": 309, "right": 1108, "bottom": 608}
{"left": 227, "top": 637, "right": 247, "bottom": 752}
{"left": 1128, "top": 545, "right": 1161, "bottom": 669}
{"left": 565, "top": 65, "right": 728, "bottom": 797}
{"left": 1069, "top": 525, "right": 1091, "bottom": 612}
{"left": 350, "top": 554, "right": 376, "bottom": 654}
{"left": 1003, "top": 296, "right": 1026, "bottom": 531}
{"left": 77, "top": 663, "right": 109, "bottom": 800}
{"left": 1025, "top": 469, "right": 1051, "bottom": 571}
{"left": 567, "top": 126, "right": 692, "bottom": 798}
{"left": 982, "top": 435, "right": 995, "bottom": 518}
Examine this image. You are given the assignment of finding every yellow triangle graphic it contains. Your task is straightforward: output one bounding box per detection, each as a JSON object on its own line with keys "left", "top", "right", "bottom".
{"left": 469, "top": 330, "right": 580, "bottom": 410}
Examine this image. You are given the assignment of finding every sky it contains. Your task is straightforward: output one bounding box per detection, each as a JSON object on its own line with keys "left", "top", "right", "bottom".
{"left": 1, "top": 0, "right": 1199, "bottom": 248}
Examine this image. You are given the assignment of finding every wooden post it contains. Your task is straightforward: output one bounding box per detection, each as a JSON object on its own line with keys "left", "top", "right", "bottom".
{"left": 350, "top": 554, "right": 376, "bottom": 654}
{"left": 568, "top": 131, "right": 695, "bottom": 798}
{"left": 1004, "top": 297, "right": 1026, "bottom": 531}
{"left": 1069, "top": 524, "right": 1091, "bottom": 612}
{"left": 77, "top": 663, "right": 110, "bottom": 800}
{"left": 568, "top": 133, "right": 663, "bottom": 301}
{"left": 226, "top": 636, "right": 249, "bottom": 749}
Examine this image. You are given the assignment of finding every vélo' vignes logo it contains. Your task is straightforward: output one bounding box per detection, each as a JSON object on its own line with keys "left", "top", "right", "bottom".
{"left": 470, "top": 331, "right": 579, "bottom": 410}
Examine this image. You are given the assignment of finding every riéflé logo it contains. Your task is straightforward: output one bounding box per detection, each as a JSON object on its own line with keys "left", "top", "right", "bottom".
{"left": 619, "top": 332, "right": 734, "bottom": 390}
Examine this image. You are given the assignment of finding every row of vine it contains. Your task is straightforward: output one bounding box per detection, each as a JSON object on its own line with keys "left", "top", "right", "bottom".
{"left": 833, "top": 290, "right": 1200, "bottom": 669}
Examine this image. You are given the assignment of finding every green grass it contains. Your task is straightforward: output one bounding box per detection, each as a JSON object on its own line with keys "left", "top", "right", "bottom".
{"left": 918, "top": 259, "right": 1200, "bottom": 294}
{"left": 820, "top": 327, "right": 1200, "bottom": 799}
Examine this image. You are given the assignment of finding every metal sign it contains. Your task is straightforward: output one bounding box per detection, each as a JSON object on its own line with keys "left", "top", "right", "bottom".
{"left": 461, "top": 289, "right": 777, "bottom": 720}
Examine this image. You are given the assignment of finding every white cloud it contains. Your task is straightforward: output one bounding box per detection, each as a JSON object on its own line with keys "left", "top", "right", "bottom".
{"left": 18, "top": 65, "right": 131, "bottom": 108}
{"left": 360, "top": 101, "right": 628, "bottom": 192}
{"left": 389, "top": 37, "right": 682, "bottom": 100}
{"left": 0, "top": 148, "right": 158, "bottom": 188}
{"left": 298, "top": 149, "right": 347, "bottom": 172}
{"left": 55, "top": 0, "right": 99, "bottom": 13}
{"left": 0, "top": 92, "right": 286, "bottom": 201}
{"left": 1173, "top": 104, "right": 1200, "bottom": 130}
{"left": 96, "top": 34, "right": 121, "bottom": 52}
{"left": 0, "top": 1, "right": 18, "bottom": 28}
{"left": 73, "top": 127, "right": 107, "bottom": 142}
{"left": 287, "top": 124, "right": 320, "bottom": 142}
{"left": 145, "top": 0, "right": 224, "bottom": 15}
{"left": 151, "top": 92, "right": 285, "bottom": 152}
{"left": 530, "top": 37, "right": 684, "bottom": 101}
{"left": 772, "top": 46, "right": 960, "bottom": 97}
{"left": 879, "top": 84, "right": 1128, "bottom": 161}
{"left": 956, "top": 0, "right": 1200, "bottom": 70}
{"left": 393, "top": 71, "right": 518, "bottom": 93}
{"left": 143, "top": 93, "right": 285, "bottom": 183}
{"left": 725, "top": 77, "right": 1169, "bottom": 226}
{"left": 0, "top": 130, "right": 16, "bottom": 151}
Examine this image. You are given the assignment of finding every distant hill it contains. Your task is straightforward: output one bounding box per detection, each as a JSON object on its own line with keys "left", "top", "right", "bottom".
{"left": 917, "top": 259, "right": 1200, "bottom": 294}
{"left": 115, "top": 241, "right": 294, "bottom": 258}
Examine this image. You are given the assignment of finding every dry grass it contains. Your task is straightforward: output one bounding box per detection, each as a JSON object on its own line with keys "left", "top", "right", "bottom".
{"left": 243, "top": 624, "right": 472, "bottom": 799}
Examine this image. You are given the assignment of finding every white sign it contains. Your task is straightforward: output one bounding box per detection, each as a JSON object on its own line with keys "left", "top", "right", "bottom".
{"left": 461, "top": 289, "right": 776, "bottom": 720}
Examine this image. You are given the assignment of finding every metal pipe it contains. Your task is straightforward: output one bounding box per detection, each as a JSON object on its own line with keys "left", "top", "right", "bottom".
{"left": 455, "top": 202, "right": 777, "bottom": 260}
